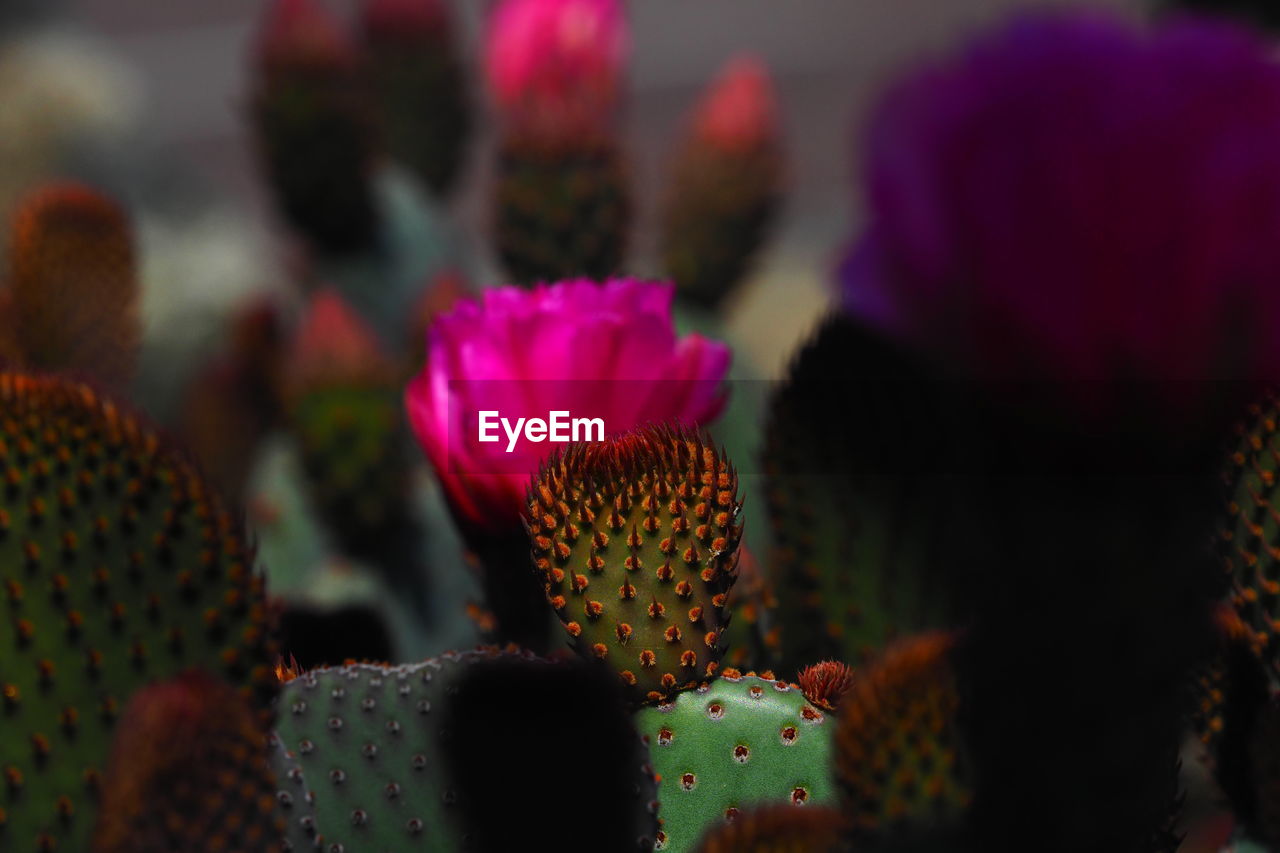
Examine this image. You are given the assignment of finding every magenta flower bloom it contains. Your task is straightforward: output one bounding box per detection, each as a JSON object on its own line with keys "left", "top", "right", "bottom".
{"left": 843, "top": 13, "right": 1280, "bottom": 420}
{"left": 484, "top": 0, "right": 628, "bottom": 138}
{"left": 405, "top": 278, "right": 730, "bottom": 535}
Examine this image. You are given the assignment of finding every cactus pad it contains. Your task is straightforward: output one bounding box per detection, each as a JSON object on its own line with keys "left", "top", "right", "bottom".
{"left": 274, "top": 647, "right": 659, "bottom": 850}
{"left": 494, "top": 135, "right": 630, "bottom": 285}
{"left": 0, "top": 373, "right": 274, "bottom": 851}
{"left": 251, "top": 0, "right": 379, "bottom": 254}
{"left": 835, "top": 633, "right": 970, "bottom": 842}
{"left": 362, "top": 0, "right": 471, "bottom": 196}
{"left": 636, "top": 672, "right": 836, "bottom": 853}
{"left": 91, "top": 669, "right": 280, "bottom": 853}
{"left": 659, "top": 143, "right": 781, "bottom": 310}
{"left": 764, "top": 314, "right": 951, "bottom": 673}
{"left": 273, "top": 655, "right": 474, "bottom": 851}
{"left": 528, "top": 423, "right": 743, "bottom": 704}
{"left": 5, "top": 183, "right": 139, "bottom": 394}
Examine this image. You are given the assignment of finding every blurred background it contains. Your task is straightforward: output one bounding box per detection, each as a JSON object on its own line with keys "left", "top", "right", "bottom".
{"left": 1, "top": 0, "right": 1141, "bottom": 382}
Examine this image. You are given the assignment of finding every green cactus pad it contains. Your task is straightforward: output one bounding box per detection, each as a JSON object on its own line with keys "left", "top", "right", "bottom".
{"left": 765, "top": 315, "right": 951, "bottom": 673}
{"left": 636, "top": 672, "right": 836, "bottom": 853}
{"left": 274, "top": 647, "right": 660, "bottom": 851}
{"left": 273, "top": 655, "right": 473, "bottom": 851}
{"left": 494, "top": 135, "right": 631, "bottom": 285}
{"left": 292, "top": 385, "right": 412, "bottom": 548}
{"left": 834, "top": 633, "right": 970, "bottom": 843}
{"left": 92, "top": 669, "right": 281, "bottom": 853}
{"left": 660, "top": 143, "right": 781, "bottom": 310}
{"left": 528, "top": 424, "right": 743, "bottom": 704}
{"left": 0, "top": 373, "right": 274, "bottom": 851}
{"left": 251, "top": 1, "right": 379, "bottom": 254}
{"left": 363, "top": 5, "right": 471, "bottom": 197}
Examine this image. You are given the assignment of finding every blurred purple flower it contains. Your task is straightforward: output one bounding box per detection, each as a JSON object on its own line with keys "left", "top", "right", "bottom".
{"left": 843, "top": 13, "right": 1280, "bottom": 418}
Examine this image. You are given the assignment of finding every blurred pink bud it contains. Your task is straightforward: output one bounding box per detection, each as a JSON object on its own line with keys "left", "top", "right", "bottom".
{"left": 485, "top": 0, "right": 628, "bottom": 137}
{"left": 256, "top": 0, "right": 358, "bottom": 73}
{"left": 286, "top": 288, "right": 392, "bottom": 397}
{"left": 693, "top": 56, "right": 779, "bottom": 153}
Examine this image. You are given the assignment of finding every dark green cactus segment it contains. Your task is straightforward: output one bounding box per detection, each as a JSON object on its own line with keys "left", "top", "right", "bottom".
{"left": 0, "top": 373, "right": 274, "bottom": 852}
{"left": 764, "top": 314, "right": 951, "bottom": 673}
{"left": 1192, "top": 606, "right": 1272, "bottom": 844}
{"left": 251, "top": 0, "right": 379, "bottom": 255}
{"left": 273, "top": 648, "right": 660, "bottom": 851}
{"left": 636, "top": 673, "right": 836, "bottom": 853}
{"left": 91, "top": 669, "right": 282, "bottom": 853}
{"left": 273, "top": 654, "right": 476, "bottom": 851}
{"left": 494, "top": 135, "right": 631, "bottom": 285}
{"left": 362, "top": 2, "right": 471, "bottom": 197}
{"left": 528, "top": 424, "right": 743, "bottom": 704}
{"left": 292, "top": 385, "right": 414, "bottom": 552}
{"left": 834, "top": 633, "right": 970, "bottom": 845}
{"left": 660, "top": 144, "right": 781, "bottom": 310}
{"left": 1221, "top": 390, "right": 1280, "bottom": 675}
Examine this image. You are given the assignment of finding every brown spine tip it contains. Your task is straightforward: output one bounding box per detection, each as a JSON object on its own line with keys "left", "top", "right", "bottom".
{"left": 798, "top": 660, "right": 855, "bottom": 711}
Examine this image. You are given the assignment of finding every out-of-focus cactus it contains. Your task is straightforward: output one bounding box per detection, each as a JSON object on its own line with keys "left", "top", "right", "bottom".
{"left": 485, "top": 0, "right": 632, "bottom": 283}
{"left": 273, "top": 657, "right": 475, "bottom": 850}
{"left": 360, "top": 0, "right": 471, "bottom": 197}
{"left": 250, "top": 0, "right": 380, "bottom": 255}
{"left": 720, "top": 546, "right": 779, "bottom": 672}
{"left": 659, "top": 57, "right": 783, "bottom": 310}
{"left": 834, "top": 633, "right": 970, "bottom": 847}
{"left": 3, "top": 183, "right": 139, "bottom": 395}
{"left": 91, "top": 670, "right": 281, "bottom": 853}
{"left": 693, "top": 803, "right": 846, "bottom": 853}
{"left": 274, "top": 647, "right": 659, "bottom": 850}
{"left": 764, "top": 315, "right": 952, "bottom": 674}
{"left": 283, "top": 289, "right": 428, "bottom": 617}
{"left": 179, "top": 297, "right": 284, "bottom": 506}
{"left": 1248, "top": 696, "right": 1280, "bottom": 847}
{"left": 635, "top": 670, "right": 836, "bottom": 853}
{"left": 1222, "top": 390, "right": 1280, "bottom": 672}
{"left": 493, "top": 135, "right": 631, "bottom": 284}
{"left": 835, "top": 14, "right": 1280, "bottom": 849}
{"left": 0, "top": 373, "right": 275, "bottom": 851}
{"left": 1194, "top": 607, "right": 1279, "bottom": 845}
{"left": 529, "top": 424, "right": 743, "bottom": 704}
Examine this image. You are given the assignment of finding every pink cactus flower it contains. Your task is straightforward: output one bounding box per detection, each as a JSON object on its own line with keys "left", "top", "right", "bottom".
{"left": 405, "top": 278, "right": 731, "bottom": 535}
{"left": 693, "top": 56, "right": 779, "bottom": 153}
{"left": 484, "top": 0, "right": 628, "bottom": 137}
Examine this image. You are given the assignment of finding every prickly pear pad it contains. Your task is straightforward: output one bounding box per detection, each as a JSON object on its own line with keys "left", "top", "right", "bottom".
{"left": 635, "top": 673, "right": 835, "bottom": 853}
{"left": 0, "top": 373, "right": 273, "bottom": 851}
{"left": 529, "top": 423, "right": 742, "bottom": 704}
